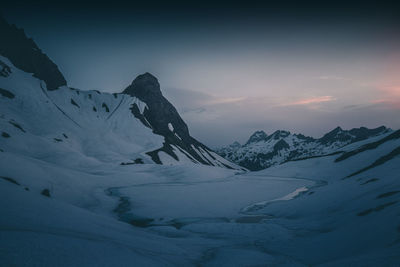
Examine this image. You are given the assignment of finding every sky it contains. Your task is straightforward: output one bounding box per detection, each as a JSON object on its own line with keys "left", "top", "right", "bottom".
{"left": 2, "top": 1, "right": 400, "bottom": 147}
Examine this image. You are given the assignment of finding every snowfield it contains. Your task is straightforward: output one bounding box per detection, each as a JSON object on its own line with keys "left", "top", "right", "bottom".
{"left": 1, "top": 138, "right": 399, "bottom": 266}
{"left": 1, "top": 56, "right": 400, "bottom": 266}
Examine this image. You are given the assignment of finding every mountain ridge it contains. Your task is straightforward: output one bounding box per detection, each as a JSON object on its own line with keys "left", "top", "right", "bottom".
{"left": 122, "top": 72, "right": 236, "bottom": 168}
{"left": 0, "top": 17, "right": 239, "bottom": 170}
{"left": 216, "top": 126, "right": 391, "bottom": 170}
{"left": 0, "top": 16, "right": 66, "bottom": 90}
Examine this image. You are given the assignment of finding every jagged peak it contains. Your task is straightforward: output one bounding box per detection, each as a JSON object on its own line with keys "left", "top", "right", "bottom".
{"left": 132, "top": 72, "right": 159, "bottom": 85}
{"left": 318, "top": 126, "right": 389, "bottom": 145}
{"left": 252, "top": 130, "right": 267, "bottom": 136}
{"left": 333, "top": 126, "right": 343, "bottom": 132}
{"left": 270, "top": 130, "right": 291, "bottom": 139}
{"left": 273, "top": 139, "right": 290, "bottom": 151}
{"left": 0, "top": 16, "right": 67, "bottom": 90}
{"left": 293, "top": 133, "right": 315, "bottom": 142}
{"left": 246, "top": 130, "right": 268, "bottom": 144}
{"left": 123, "top": 72, "right": 162, "bottom": 100}
{"left": 231, "top": 141, "right": 241, "bottom": 147}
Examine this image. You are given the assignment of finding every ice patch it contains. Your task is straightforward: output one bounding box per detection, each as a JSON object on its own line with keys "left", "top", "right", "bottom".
{"left": 241, "top": 186, "right": 308, "bottom": 213}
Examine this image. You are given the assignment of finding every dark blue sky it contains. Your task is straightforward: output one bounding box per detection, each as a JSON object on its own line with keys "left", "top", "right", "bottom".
{"left": 2, "top": 1, "right": 400, "bottom": 146}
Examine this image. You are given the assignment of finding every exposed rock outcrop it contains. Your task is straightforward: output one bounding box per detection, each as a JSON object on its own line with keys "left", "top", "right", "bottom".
{"left": 0, "top": 16, "right": 66, "bottom": 90}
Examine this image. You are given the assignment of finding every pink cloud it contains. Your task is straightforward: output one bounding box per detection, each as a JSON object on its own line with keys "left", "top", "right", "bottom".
{"left": 283, "top": 96, "right": 336, "bottom": 106}
{"left": 372, "top": 86, "right": 400, "bottom": 109}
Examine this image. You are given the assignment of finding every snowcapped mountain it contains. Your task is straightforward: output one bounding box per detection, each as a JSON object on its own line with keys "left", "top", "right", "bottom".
{"left": 0, "top": 17, "right": 239, "bottom": 170}
{"left": 1, "top": 16, "right": 400, "bottom": 266}
{"left": 1, "top": 111, "right": 399, "bottom": 266}
{"left": 216, "top": 126, "right": 391, "bottom": 170}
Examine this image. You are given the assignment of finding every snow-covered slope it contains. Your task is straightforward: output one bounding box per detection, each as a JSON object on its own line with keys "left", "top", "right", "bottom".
{"left": 0, "top": 58, "right": 238, "bottom": 169}
{"left": 1, "top": 124, "right": 399, "bottom": 266}
{"left": 240, "top": 129, "right": 400, "bottom": 265}
{"left": 0, "top": 17, "right": 239, "bottom": 170}
{"left": 1, "top": 16, "right": 399, "bottom": 266}
{"left": 216, "top": 127, "right": 391, "bottom": 170}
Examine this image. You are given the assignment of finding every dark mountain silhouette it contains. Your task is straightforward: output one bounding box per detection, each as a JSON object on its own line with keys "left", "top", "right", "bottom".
{"left": 123, "top": 73, "right": 236, "bottom": 168}
{"left": 0, "top": 16, "right": 66, "bottom": 90}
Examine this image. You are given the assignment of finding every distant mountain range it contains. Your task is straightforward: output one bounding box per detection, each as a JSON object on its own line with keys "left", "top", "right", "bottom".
{"left": 2, "top": 15, "right": 400, "bottom": 266}
{"left": 216, "top": 126, "right": 391, "bottom": 170}
{"left": 0, "top": 15, "right": 396, "bottom": 175}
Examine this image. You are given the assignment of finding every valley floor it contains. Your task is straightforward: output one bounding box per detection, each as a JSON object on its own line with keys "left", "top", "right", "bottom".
{"left": 1, "top": 147, "right": 400, "bottom": 266}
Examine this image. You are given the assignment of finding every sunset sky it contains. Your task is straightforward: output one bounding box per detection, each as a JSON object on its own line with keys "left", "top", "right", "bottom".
{"left": 3, "top": 1, "right": 400, "bottom": 146}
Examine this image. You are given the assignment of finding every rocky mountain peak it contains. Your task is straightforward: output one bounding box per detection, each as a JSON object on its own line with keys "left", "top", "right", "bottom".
{"left": 0, "top": 16, "right": 66, "bottom": 90}
{"left": 231, "top": 141, "right": 241, "bottom": 147}
{"left": 318, "top": 126, "right": 388, "bottom": 145}
{"left": 318, "top": 127, "right": 344, "bottom": 144}
{"left": 271, "top": 130, "right": 290, "bottom": 139}
{"left": 216, "top": 126, "right": 391, "bottom": 171}
{"left": 273, "top": 139, "right": 290, "bottom": 151}
{"left": 246, "top": 130, "right": 268, "bottom": 144}
{"left": 293, "top": 133, "right": 315, "bottom": 142}
{"left": 122, "top": 72, "right": 228, "bottom": 166}
{"left": 124, "top": 72, "right": 161, "bottom": 100}
{"left": 122, "top": 72, "right": 190, "bottom": 140}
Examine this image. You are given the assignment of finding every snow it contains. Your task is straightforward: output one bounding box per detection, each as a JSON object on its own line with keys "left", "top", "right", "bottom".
{"left": 0, "top": 56, "right": 164, "bottom": 165}
{"left": 0, "top": 180, "right": 191, "bottom": 267}
{"left": 158, "top": 151, "right": 178, "bottom": 165}
{"left": 168, "top": 122, "right": 174, "bottom": 132}
{"left": 216, "top": 127, "right": 393, "bottom": 170}
{"left": 174, "top": 133, "right": 182, "bottom": 140}
{"left": 1, "top": 55, "right": 400, "bottom": 266}
{"left": 241, "top": 186, "right": 309, "bottom": 213}
{"left": 2, "top": 134, "right": 399, "bottom": 266}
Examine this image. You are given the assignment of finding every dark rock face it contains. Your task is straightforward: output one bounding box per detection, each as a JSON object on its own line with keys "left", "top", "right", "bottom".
{"left": 41, "top": 189, "right": 51, "bottom": 197}
{"left": 102, "top": 103, "right": 110, "bottom": 112}
{"left": 294, "top": 133, "right": 315, "bottom": 142}
{"left": 0, "top": 88, "right": 15, "bottom": 99}
{"left": 0, "top": 16, "right": 66, "bottom": 90}
{"left": 270, "top": 130, "right": 290, "bottom": 140}
{"left": 0, "top": 60, "right": 12, "bottom": 77}
{"left": 124, "top": 73, "right": 191, "bottom": 141}
{"left": 318, "top": 126, "right": 388, "bottom": 145}
{"left": 123, "top": 73, "right": 221, "bottom": 166}
{"left": 1, "top": 132, "right": 10, "bottom": 138}
{"left": 274, "top": 139, "right": 289, "bottom": 151}
{"left": 246, "top": 131, "right": 268, "bottom": 144}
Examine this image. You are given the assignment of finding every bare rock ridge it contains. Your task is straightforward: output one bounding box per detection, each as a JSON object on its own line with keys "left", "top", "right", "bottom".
{"left": 123, "top": 73, "right": 231, "bottom": 167}
{"left": 0, "top": 16, "right": 66, "bottom": 90}
{"left": 123, "top": 73, "right": 191, "bottom": 141}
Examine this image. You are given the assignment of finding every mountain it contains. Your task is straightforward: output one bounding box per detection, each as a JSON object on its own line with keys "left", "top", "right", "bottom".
{"left": 216, "top": 126, "right": 391, "bottom": 170}
{"left": 1, "top": 17, "right": 400, "bottom": 266}
{"left": 0, "top": 17, "right": 239, "bottom": 170}
{"left": 0, "top": 16, "right": 66, "bottom": 90}
{"left": 1, "top": 111, "right": 399, "bottom": 266}
{"left": 122, "top": 73, "right": 238, "bottom": 168}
